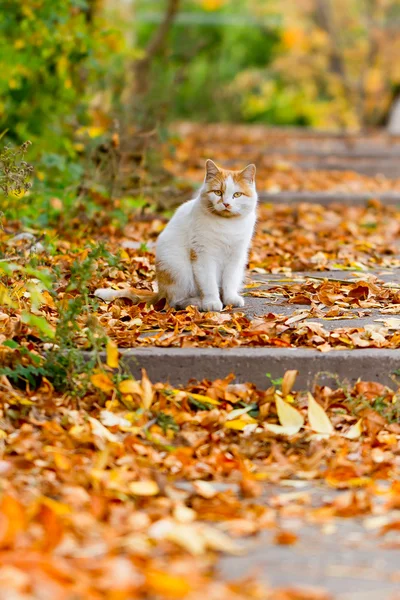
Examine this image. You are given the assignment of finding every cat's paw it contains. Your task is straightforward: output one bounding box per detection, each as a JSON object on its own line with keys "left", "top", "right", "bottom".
{"left": 174, "top": 297, "right": 202, "bottom": 309}
{"left": 201, "top": 296, "right": 223, "bottom": 312}
{"left": 223, "top": 294, "right": 245, "bottom": 308}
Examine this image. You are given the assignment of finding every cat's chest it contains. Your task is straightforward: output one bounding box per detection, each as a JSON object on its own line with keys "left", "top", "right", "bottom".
{"left": 193, "top": 225, "right": 244, "bottom": 251}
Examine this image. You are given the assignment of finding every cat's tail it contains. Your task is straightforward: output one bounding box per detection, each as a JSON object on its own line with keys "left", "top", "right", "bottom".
{"left": 94, "top": 287, "right": 161, "bottom": 305}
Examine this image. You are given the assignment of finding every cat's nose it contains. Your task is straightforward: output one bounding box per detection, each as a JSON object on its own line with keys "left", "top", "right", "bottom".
{"left": 223, "top": 202, "right": 231, "bottom": 209}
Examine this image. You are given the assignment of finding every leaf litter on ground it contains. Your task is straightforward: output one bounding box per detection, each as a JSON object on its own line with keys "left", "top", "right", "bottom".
{"left": 0, "top": 366, "right": 399, "bottom": 598}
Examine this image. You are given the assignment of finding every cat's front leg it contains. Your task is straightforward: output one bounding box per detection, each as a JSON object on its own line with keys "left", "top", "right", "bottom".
{"left": 192, "top": 257, "right": 223, "bottom": 312}
{"left": 222, "top": 257, "right": 246, "bottom": 308}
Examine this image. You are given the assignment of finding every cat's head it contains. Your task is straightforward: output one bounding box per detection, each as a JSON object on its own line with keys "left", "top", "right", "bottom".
{"left": 200, "top": 159, "right": 257, "bottom": 218}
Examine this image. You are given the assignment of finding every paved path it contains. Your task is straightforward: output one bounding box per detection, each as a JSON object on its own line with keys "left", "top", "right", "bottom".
{"left": 220, "top": 501, "right": 400, "bottom": 599}
{"left": 175, "top": 481, "right": 400, "bottom": 599}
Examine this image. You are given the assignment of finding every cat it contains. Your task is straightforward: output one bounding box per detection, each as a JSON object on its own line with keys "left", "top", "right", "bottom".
{"left": 95, "top": 159, "right": 257, "bottom": 311}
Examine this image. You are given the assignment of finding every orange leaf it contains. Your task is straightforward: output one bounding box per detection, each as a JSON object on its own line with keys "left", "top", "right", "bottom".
{"left": 37, "top": 503, "right": 64, "bottom": 552}
{"left": 141, "top": 369, "right": 154, "bottom": 410}
{"left": 91, "top": 373, "right": 114, "bottom": 393}
{"left": 146, "top": 570, "right": 191, "bottom": 598}
{"left": 0, "top": 495, "right": 25, "bottom": 548}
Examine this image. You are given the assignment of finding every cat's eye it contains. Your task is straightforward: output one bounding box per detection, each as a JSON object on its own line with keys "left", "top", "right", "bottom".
{"left": 233, "top": 192, "right": 243, "bottom": 198}
{"left": 213, "top": 190, "right": 223, "bottom": 196}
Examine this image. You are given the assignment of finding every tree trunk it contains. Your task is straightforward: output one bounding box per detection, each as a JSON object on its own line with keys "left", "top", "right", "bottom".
{"left": 132, "top": 0, "right": 181, "bottom": 100}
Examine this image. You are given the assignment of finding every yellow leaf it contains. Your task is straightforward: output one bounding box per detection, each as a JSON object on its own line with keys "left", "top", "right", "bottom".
{"left": 171, "top": 390, "right": 220, "bottom": 405}
{"left": 53, "top": 452, "right": 71, "bottom": 471}
{"left": 119, "top": 379, "right": 142, "bottom": 395}
{"left": 106, "top": 339, "right": 119, "bottom": 369}
{"left": 343, "top": 419, "right": 363, "bottom": 440}
{"left": 307, "top": 393, "right": 334, "bottom": 435}
{"left": 0, "top": 284, "right": 16, "bottom": 308}
{"left": 225, "top": 418, "right": 254, "bottom": 430}
{"left": 39, "top": 496, "right": 71, "bottom": 516}
{"left": 189, "top": 392, "right": 220, "bottom": 405}
{"left": 281, "top": 370, "right": 298, "bottom": 396}
{"left": 130, "top": 481, "right": 159, "bottom": 496}
{"left": 91, "top": 373, "right": 114, "bottom": 393}
{"left": 141, "top": 369, "right": 153, "bottom": 410}
{"left": 275, "top": 394, "right": 304, "bottom": 432}
{"left": 146, "top": 570, "right": 191, "bottom": 598}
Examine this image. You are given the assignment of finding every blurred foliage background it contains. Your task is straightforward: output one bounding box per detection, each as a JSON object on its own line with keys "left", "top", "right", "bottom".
{"left": 1, "top": 0, "right": 400, "bottom": 206}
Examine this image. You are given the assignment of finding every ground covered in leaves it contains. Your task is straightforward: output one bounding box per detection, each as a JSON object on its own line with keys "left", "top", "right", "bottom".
{"left": 1, "top": 366, "right": 400, "bottom": 599}
{"left": 2, "top": 126, "right": 400, "bottom": 598}
{"left": 2, "top": 199, "right": 400, "bottom": 353}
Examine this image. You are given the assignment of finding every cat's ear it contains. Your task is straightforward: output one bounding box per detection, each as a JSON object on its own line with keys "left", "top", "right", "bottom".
{"left": 205, "top": 159, "right": 220, "bottom": 182}
{"left": 239, "top": 164, "right": 256, "bottom": 184}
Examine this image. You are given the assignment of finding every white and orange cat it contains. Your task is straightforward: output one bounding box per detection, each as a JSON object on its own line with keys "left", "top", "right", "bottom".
{"left": 95, "top": 159, "right": 257, "bottom": 311}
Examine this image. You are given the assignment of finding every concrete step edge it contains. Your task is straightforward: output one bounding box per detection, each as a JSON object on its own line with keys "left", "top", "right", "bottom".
{"left": 95, "top": 347, "right": 400, "bottom": 389}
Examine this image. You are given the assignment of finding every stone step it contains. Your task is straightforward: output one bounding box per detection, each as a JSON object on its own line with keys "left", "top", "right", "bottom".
{"left": 259, "top": 192, "right": 400, "bottom": 205}
{"left": 113, "top": 346, "right": 400, "bottom": 389}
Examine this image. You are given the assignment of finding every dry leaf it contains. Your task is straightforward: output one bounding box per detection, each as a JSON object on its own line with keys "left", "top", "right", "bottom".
{"left": 119, "top": 379, "right": 142, "bottom": 395}
{"left": 88, "top": 416, "right": 119, "bottom": 444}
{"left": 141, "top": 369, "right": 154, "bottom": 410}
{"left": 91, "top": 373, "right": 114, "bottom": 393}
{"left": 281, "top": 370, "right": 298, "bottom": 396}
{"left": 193, "top": 481, "right": 217, "bottom": 499}
{"left": 274, "top": 394, "right": 304, "bottom": 434}
{"left": 343, "top": 419, "right": 363, "bottom": 439}
{"left": 130, "top": 481, "right": 159, "bottom": 496}
{"left": 100, "top": 410, "right": 131, "bottom": 429}
{"left": 106, "top": 339, "right": 119, "bottom": 368}
{"left": 307, "top": 393, "right": 334, "bottom": 435}
{"left": 146, "top": 570, "right": 191, "bottom": 599}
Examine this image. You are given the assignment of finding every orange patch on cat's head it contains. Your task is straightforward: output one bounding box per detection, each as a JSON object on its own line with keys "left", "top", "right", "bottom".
{"left": 204, "top": 160, "right": 256, "bottom": 193}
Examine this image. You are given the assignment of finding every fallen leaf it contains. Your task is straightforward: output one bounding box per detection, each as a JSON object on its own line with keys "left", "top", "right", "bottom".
{"left": 88, "top": 416, "right": 119, "bottom": 444}
{"left": 141, "top": 369, "right": 154, "bottom": 410}
{"left": 281, "top": 369, "right": 298, "bottom": 396}
{"left": 146, "top": 570, "right": 191, "bottom": 599}
{"left": 343, "top": 419, "right": 363, "bottom": 439}
{"left": 91, "top": 373, "right": 114, "bottom": 393}
{"left": 274, "top": 394, "right": 304, "bottom": 434}
{"left": 193, "top": 481, "right": 217, "bottom": 499}
{"left": 100, "top": 410, "right": 131, "bottom": 428}
{"left": 274, "top": 530, "right": 298, "bottom": 545}
{"left": 130, "top": 481, "right": 159, "bottom": 496}
{"left": 307, "top": 393, "right": 334, "bottom": 435}
{"left": 106, "top": 339, "right": 119, "bottom": 368}
{"left": 119, "top": 379, "right": 142, "bottom": 395}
